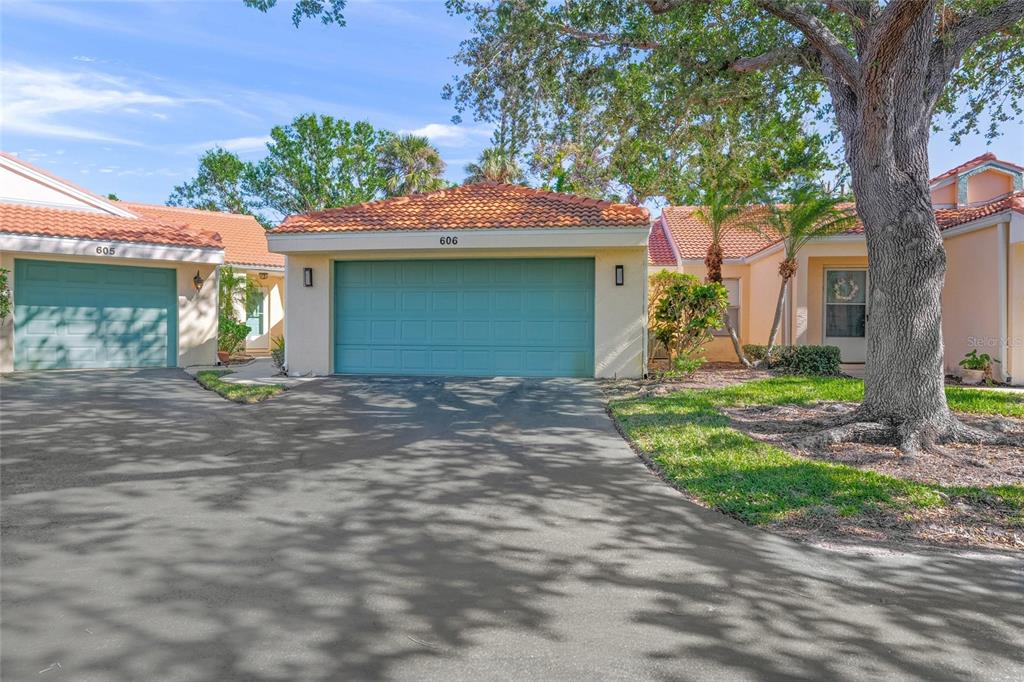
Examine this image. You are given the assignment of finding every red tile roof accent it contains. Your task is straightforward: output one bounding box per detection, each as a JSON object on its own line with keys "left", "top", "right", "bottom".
{"left": 0, "top": 203, "right": 224, "bottom": 249}
{"left": 929, "top": 152, "right": 1024, "bottom": 184}
{"left": 272, "top": 183, "right": 650, "bottom": 234}
{"left": 121, "top": 203, "right": 282, "bottom": 269}
{"left": 935, "top": 190, "right": 1024, "bottom": 229}
{"left": 653, "top": 193, "right": 1021, "bottom": 262}
{"left": 648, "top": 217, "right": 678, "bottom": 266}
{"left": 659, "top": 206, "right": 781, "bottom": 260}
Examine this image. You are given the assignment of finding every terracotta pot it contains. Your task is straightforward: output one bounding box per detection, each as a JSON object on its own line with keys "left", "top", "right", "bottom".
{"left": 959, "top": 368, "right": 985, "bottom": 385}
{"left": 217, "top": 351, "right": 231, "bottom": 364}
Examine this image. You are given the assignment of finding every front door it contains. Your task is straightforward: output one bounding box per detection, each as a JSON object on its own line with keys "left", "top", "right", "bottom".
{"left": 823, "top": 268, "right": 867, "bottom": 363}
{"left": 245, "top": 288, "right": 267, "bottom": 346}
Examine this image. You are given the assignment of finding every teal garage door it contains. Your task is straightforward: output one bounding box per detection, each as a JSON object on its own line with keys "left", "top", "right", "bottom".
{"left": 334, "top": 258, "right": 595, "bottom": 377}
{"left": 14, "top": 259, "right": 177, "bottom": 370}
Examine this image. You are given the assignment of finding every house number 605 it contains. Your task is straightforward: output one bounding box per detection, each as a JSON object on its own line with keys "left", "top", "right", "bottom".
{"left": 439, "top": 236, "right": 458, "bottom": 246}
{"left": 96, "top": 246, "right": 116, "bottom": 255}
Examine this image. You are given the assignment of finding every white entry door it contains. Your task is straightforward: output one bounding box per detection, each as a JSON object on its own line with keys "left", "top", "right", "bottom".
{"left": 823, "top": 268, "right": 867, "bottom": 362}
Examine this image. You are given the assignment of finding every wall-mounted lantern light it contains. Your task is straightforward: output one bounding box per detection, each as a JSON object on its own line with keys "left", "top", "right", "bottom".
{"left": 303, "top": 267, "right": 313, "bottom": 287}
{"left": 192, "top": 270, "right": 204, "bottom": 291}
{"left": 615, "top": 265, "right": 624, "bottom": 286}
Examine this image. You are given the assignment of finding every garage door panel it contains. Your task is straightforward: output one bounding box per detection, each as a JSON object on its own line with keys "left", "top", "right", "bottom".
{"left": 14, "top": 260, "right": 176, "bottom": 370}
{"left": 334, "top": 258, "right": 594, "bottom": 377}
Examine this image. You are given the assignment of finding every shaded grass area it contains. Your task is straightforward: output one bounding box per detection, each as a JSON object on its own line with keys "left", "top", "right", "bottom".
{"left": 195, "top": 370, "right": 284, "bottom": 404}
{"left": 610, "top": 376, "right": 1024, "bottom": 526}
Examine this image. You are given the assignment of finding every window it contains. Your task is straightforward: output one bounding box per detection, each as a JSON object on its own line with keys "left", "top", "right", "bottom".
{"left": 825, "top": 269, "right": 866, "bottom": 338}
{"left": 713, "top": 278, "right": 740, "bottom": 337}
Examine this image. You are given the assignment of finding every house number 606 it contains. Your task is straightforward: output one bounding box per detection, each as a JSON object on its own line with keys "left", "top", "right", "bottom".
{"left": 439, "top": 236, "right": 458, "bottom": 246}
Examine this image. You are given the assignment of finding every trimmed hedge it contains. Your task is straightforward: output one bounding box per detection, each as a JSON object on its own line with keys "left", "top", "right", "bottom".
{"left": 743, "top": 344, "right": 842, "bottom": 376}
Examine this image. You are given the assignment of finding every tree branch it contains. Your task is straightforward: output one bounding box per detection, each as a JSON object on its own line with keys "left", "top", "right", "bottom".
{"left": 862, "top": 0, "right": 931, "bottom": 82}
{"left": 556, "top": 23, "right": 662, "bottom": 49}
{"left": 754, "top": 0, "right": 861, "bottom": 87}
{"left": 728, "top": 44, "right": 813, "bottom": 72}
{"left": 924, "top": 0, "right": 1024, "bottom": 107}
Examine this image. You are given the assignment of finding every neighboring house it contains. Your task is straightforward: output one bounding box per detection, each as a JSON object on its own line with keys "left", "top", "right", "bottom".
{"left": 0, "top": 153, "right": 224, "bottom": 371}
{"left": 267, "top": 183, "right": 650, "bottom": 378}
{"left": 649, "top": 152, "right": 1024, "bottom": 385}
{"left": 118, "top": 203, "right": 285, "bottom": 353}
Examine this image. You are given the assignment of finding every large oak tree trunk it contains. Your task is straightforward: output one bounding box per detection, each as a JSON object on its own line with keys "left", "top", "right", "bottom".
{"left": 845, "top": 116, "right": 955, "bottom": 452}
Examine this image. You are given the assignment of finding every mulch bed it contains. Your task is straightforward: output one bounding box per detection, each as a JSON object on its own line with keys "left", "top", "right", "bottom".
{"left": 723, "top": 401, "right": 1024, "bottom": 552}
{"left": 601, "top": 363, "right": 772, "bottom": 401}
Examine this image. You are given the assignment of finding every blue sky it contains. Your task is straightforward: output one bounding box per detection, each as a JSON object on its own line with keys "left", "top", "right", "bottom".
{"left": 1, "top": 0, "right": 1021, "bottom": 207}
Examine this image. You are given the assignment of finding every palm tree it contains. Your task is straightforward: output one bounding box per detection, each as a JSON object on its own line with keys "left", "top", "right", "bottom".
{"left": 378, "top": 134, "right": 446, "bottom": 197}
{"left": 691, "top": 167, "right": 756, "bottom": 365}
{"left": 756, "top": 184, "right": 857, "bottom": 356}
{"left": 463, "top": 148, "right": 524, "bottom": 184}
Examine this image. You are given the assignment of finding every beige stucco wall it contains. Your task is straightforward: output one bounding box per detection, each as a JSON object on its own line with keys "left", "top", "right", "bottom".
{"left": 930, "top": 183, "right": 956, "bottom": 206}
{"left": 968, "top": 169, "right": 1014, "bottom": 205}
{"left": 0, "top": 251, "right": 218, "bottom": 372}
{"left": 282, "top": 247, "right": 647, "bottom": 378}
{"left": 1009, "top": 242, "right": 1023, "bottom": 385}
{"left": 942, "top": 225, "right": 1005, "bottom": 379}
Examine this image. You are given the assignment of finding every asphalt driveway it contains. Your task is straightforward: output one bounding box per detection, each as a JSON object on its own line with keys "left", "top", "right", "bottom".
{"left": 1, "top": 370, "right": 1021, "bottom": 681}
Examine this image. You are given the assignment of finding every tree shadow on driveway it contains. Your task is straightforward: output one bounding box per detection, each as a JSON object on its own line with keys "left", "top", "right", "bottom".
{"left": 1, "top": 369, "right": 1021, "bottom": 680}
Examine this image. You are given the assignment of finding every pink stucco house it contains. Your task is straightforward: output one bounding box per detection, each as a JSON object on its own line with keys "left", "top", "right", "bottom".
{"left": 649, "top": 153, "right": 1024, "bottom": 384}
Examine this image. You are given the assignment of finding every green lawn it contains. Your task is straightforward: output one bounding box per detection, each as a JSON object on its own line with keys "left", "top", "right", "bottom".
{"left": 195, "top": 370, "right": 284, "bottom": 404}
{"left": 610, "top": 376, "right": 1023, "bottom": 526}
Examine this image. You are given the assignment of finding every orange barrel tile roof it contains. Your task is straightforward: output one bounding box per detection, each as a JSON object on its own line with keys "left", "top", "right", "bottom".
{"left": 271, "top": 183, "right": 651, "bottom": 234}
{"left": 0, "top": 203, "right": 223, "bottom": 250}
{"left": 121, "top": 203, "right": 283, "bottom": 269}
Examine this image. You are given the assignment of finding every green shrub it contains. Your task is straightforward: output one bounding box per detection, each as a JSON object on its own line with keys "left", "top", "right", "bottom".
{"left": 218, "top": 315, "right": 250, "bottom": 355}
{"left": 743, "top": 344, "right": 841, "bottom": 376}
{"left": 271, "top": 336, "right": 286, "bottom": 371}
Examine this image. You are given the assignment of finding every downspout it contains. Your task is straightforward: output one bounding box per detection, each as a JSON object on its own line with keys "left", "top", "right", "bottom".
{"left": 643, "top": 226, "right": 651, "bottom": 378}
{"left": 998, "top": 222, "right": 1008, "bottom": 382}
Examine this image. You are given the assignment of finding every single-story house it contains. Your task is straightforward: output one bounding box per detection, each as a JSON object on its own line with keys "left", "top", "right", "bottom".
{"left": 649, "top": 152, "right": 1024, "bottom": 385}
{"left": 0, "top": 153, "right": 225, "bottom": 371}
{"left": 116, "top": 203, "right": 285, "bottom": 353}
{"left": 267, "top": 183, "right": 651, "bottom": 378}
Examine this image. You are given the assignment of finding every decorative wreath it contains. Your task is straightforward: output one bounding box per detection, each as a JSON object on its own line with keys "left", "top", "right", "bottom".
{"left": 832, "top": 277, "right": 860, "bottom": 302}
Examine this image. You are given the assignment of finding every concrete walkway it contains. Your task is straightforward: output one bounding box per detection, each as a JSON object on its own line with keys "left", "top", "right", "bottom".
{"left": 185, "top": 357, "right": 322, "bottom": 388}
{"left": 2, "top": 370, "right": 1021, "bottom": 681}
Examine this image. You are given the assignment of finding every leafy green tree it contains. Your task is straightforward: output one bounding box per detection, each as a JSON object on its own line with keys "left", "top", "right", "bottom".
{"left": 169, "top": 147, "right": 258, "bottom": 219}
{"left": 463, "top": 147, "right": 525, "bottom": 184}
{"left": 441, "top": 0, "right": 1022, "bottom": 454}
{"left": 247, "top": 114, "right": 391, "bottom": 215}
{"left": 378, "top": 134, "right": 447, "bottom": 196}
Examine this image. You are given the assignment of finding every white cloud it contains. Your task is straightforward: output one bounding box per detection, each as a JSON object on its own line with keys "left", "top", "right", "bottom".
{"left": 0, "top": 62, "right": 180, "bottom": 144}
{"left": 185, "top": 135, "right": 271, "bottom": 155}
{"left": 405, "top": 123, "right": 492, "bottom": 147}
{"left": 72, "top": 55, "right": 97, "bottom": 63}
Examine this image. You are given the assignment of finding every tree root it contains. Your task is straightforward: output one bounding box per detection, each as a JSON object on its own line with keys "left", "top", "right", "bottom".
{"left": 793, "top": 414, "right": 1017, "bottom": 458}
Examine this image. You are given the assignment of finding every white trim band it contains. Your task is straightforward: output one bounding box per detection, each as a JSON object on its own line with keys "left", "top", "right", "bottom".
{"left": 0, "top": 233, "right": 225, "bottom": 264}
{"left": 267, "top": 226, "right": 651, "bottom": 253}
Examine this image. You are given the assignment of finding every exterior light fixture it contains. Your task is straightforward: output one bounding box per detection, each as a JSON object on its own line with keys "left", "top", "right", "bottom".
{"left": 303, "top": 267, "right": 313, "bottom": 287}
{"left": 192, "top": 270, "right": 204, "bottom": 291}
{"left": 615, "top": 265, "right": 624, "bottom": 286}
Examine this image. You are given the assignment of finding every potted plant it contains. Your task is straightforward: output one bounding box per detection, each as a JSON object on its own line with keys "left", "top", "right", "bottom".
{"left": 958, "top": 350, "right": 998, "bottom": 385}
{"left": 270, "top": 336, "right": 286, "bottom": 373}
{"left": 217, "top": 315, "right": 250, "bottom": 364}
